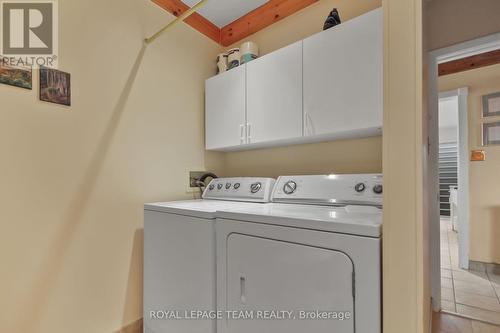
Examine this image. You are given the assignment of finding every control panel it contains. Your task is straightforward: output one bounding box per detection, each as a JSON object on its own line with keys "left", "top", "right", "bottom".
{"left": 272, "top": 174, "right": 383, "bottom": 207}
{"left": 202, "top": 178, "right": 276, "bottom": 203}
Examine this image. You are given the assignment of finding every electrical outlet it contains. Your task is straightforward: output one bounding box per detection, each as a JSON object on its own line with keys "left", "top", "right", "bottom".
{"left": 189, "top": 171, "right": 207, "bottom": 188}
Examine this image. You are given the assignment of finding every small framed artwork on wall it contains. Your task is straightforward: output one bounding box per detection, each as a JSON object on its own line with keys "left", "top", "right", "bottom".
{"left": 482, "top": 92, "right": 500, "bottom": 117}
{"left": 482, "top": 121, "right": 500, "bottom": 146}
{"left": 39, "top": 67, "right": 71, "bottom": 106}
{"left": 0, "top": 57, "right": 32, "bottom": 89}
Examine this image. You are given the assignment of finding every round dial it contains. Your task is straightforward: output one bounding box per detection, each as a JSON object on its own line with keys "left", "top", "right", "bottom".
{"left": 217, "top": 183, "right": 223, "bottom": 190}
{"left": 225, "top": 182, "right": 231, "bottom": 189}
{"left": 233, "top": 183, "right": 241, "bottom": 189}
{"left": 354, "top": 183, "right": 366, "bottom": 193}
{"left": 283, "top": 181, "right": 297, "bottom": 195}
{"left": 373, "top": 184, "right": 383, "bottom": 194}
{"left": 208, "top": 184, "right": 215, "bottom": 191}
{"left": 250, "top": 182, "right": 262, "bottom": 194}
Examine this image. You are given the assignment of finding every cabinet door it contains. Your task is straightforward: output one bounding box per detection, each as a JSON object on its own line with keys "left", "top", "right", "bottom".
{"left": 303, "top": 8, "right": 383, "bottom": 136}
{"left": 205, "top": 65, "right": 246, "bottom": 150}
{"left": 246, "top": 41, "right": 303, "bottom": 144}
{"left": 225, "top": 234, "right": 354, "bottom": 333}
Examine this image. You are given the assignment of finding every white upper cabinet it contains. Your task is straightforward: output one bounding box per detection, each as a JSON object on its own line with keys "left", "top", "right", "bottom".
{"left": 246, "top": 41, "right": 303, "bottom": 144}
{"left": 205, "top": 65, "right": 246, "bottom": 150}
{"left": 204, "top": 8, "right": 383, "bottom": 151}
{"left": 303, "top": 8, "right": 383, "bottom": 137}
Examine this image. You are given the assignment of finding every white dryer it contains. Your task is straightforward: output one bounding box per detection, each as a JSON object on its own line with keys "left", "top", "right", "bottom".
{"left": 215, "top": 174, "right": 383, "bottom": 333}
{"left": 143, "top": 177, "right": 275, "bottom": 333}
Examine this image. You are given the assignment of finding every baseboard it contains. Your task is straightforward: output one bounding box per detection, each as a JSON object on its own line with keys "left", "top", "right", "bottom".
{"left": 115, "top": 318, "right": 143, "bottom": 333}
{"left": 469, "top": 260, "right": 500, "bottom": 274}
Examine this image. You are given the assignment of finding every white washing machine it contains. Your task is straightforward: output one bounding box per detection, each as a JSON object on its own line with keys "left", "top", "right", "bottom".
{"left": 143, "top": 177, "right": 275, "bottom": 333}
{"left": 215, "top": 174, "right": 383, "bottom": 333}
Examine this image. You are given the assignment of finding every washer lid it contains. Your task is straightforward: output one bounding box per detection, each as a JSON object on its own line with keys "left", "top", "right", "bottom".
{"left": 216, "top": 203, "right": 382, "bottom": 237}
{"left": 144, "top": 200, "right": 264, "bottom": 219}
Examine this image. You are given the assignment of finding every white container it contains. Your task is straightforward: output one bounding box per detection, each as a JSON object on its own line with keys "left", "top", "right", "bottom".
{"left": 227, "top": 48, "right": 240, "bottom": 69}
{"left": 216, "top": 53, "right": 228, "bottom": 74}
{"left": 240, "top": 41, "right": 259, "bottom": 64}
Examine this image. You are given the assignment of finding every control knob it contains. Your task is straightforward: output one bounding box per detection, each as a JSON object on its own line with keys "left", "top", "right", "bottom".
{"left": 233, "top": 183, "right": 241, "bottom": 189}
{"left": 208, "top": 184, "right": 215, "bottom": 191}
{"left": 354, "top": 183, "right": 366, "bottom": 193}
{"left": 225, "top": 183, "right": 231, "bottom": 189}
{"left": 250, "top": 182, "right": 262, "bottom": 194}
{"left": 283, "top": 181, "right": 297, "bottom": 195}
{"left": 217, "top": 183, "right": 223, "bottom": 190}
{"left": 373, "top": 184, "right": 383, "bottom": 194}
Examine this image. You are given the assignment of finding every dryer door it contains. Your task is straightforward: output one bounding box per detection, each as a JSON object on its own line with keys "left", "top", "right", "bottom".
{"left": 226, "top": 234, "right": 354, "bottom": 333}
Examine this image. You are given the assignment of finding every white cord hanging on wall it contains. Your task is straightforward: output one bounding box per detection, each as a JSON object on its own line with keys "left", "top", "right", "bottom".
{"left": 144, "top": 0, "right": 208, "bottom": 45}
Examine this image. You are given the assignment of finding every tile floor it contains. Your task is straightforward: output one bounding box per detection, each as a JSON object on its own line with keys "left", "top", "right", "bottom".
{"left": 441, "top": 217, "right": 500, "bottom": 325}
{"left": 433, "top": 311, "right": 500, "bottom": 333}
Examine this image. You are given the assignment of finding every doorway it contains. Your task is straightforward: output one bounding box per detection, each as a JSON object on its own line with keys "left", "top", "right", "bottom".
{"left": 429, "top": 32, "right": 500, "bottom": 325}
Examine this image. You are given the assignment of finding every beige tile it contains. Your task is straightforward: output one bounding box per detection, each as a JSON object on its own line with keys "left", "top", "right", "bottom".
{"left": 489, "top": 273, "right": 500, "bottom": 286}
{"left": 472, "top": 321, "right": 500, "bottom": 333}
{"left": 457, "top": 304, "right": 500, "bottom": 326}
{"left": 454, "top": 270, "right": 490, "bottom": 284}
{"left": 443, "top": 277, "right": 454, "bottom": 289}
{"left": 433, "top": 312, "right": 473, "bottom": 333}
{"left": 443, "top": 262, "right": 452, "bottom": 269}
{"left": 494, "top": 285, "right": 500, "bottom": 299}
{"left": 455, "top": 290, "right": 500, "bottom": 313}
{"left": 443, "top": 286, "right": 455, "bottom": 301}
{"left": 442, "top": 269, "right": 453, "bottom": 279}
{"left": 454, "top": 279, "right": 497, "bottom": 298}
{"left": 442, "top": 300, "right": 457, "bottom": 312}
{"left": 443, "top": 259, "right": 452, "bottom": 269}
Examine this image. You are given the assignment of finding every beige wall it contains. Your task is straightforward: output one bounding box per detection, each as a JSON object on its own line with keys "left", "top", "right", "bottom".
{"left": 439, "top": 64, "right": 500, "bottom": 264}
{"left": 0, "top": 0, "right": 223, "bottom": 332}
{"left": 229, "top": 0, "right": 381, "bottom": 56}
{"left": 223, "top": 0, "right": 383, "bottom": 178}
{"left": 223, "top": 137, "right": 382, "bottom": 178}
{"left": 427, "top": 0, "right": 500, "bottom": 51}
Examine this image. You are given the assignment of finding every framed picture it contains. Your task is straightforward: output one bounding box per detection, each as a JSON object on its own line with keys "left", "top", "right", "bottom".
{"left": 0, "top": 57, "right": 32, "bottom": 89}
{"left": 482, "top": 121, "right": 500, "bottom": 146}
{"left": 39, "top": 67, "right": 71, "bottom": 106}
{"left": 482, "top": 92, "right": 500, "bottom": 117}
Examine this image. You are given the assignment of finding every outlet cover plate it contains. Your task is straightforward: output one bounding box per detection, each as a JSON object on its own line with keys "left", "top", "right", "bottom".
{"left": 189, "top": 171, "right": 207, "bottom": 189}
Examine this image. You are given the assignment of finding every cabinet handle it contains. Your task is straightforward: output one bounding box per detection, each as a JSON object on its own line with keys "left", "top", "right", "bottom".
{"left": 304, "top": 112, "right": 309, "bottom": 136}
{"left": 240, "top": 274, "right": 247, "bottom": 304}
{"left": 305, "top": 112, "right": 315, "bottom": 136}
{"left": 247, "top": 123, "right": 252, "bottom": 143}
{"left": 240, "top": 124, "right": 245, "bottom": 144}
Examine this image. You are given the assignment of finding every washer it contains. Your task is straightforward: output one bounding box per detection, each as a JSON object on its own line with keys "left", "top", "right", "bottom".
{"left": 215, "top": 174, "right": 383, "bottom": 333}
{"left": 144, "top": 177, "right": 275, "bottom": 333}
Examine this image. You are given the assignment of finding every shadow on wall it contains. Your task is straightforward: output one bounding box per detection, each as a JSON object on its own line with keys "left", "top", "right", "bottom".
{"left": 17, "top": 45, "right": 147, "bottom": 332}
{"left": 121, "top": 229, "right": 144, "bottom": 329}
{"left": 491, "top": 206, "right": 500, "bottom": 263}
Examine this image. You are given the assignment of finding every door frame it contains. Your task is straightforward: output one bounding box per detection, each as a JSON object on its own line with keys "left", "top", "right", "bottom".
{"left": 427, "top": 32, "right": 500, "bottom": 311}
{"left": 439, "top": 88, "right": 469, "bottom": 266}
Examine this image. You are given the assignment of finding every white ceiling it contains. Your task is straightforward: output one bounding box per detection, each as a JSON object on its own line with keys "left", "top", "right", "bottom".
{"left": 182, "top": 0, "right": 269, "bottom": 28}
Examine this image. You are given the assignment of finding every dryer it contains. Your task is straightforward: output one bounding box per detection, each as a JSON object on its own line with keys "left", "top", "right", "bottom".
{"left": 215, "top": 174, "right": 382, "bottom": 333}
{"left": 143, "top": 177, "right": 275, "bottom": 333}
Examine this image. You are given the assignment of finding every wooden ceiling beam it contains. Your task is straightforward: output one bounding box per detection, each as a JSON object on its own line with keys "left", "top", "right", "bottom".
{"left": 220, "top": 0, "right": 319, "bottom": 47}
{"left": 439, "top": 49, "right": 500, "bottom": 76}
{"left": 152, "top": 0, "right": 221, "bottom": 44}
{"left": 151, "top": 0, "right": 320, "bottom": 47}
